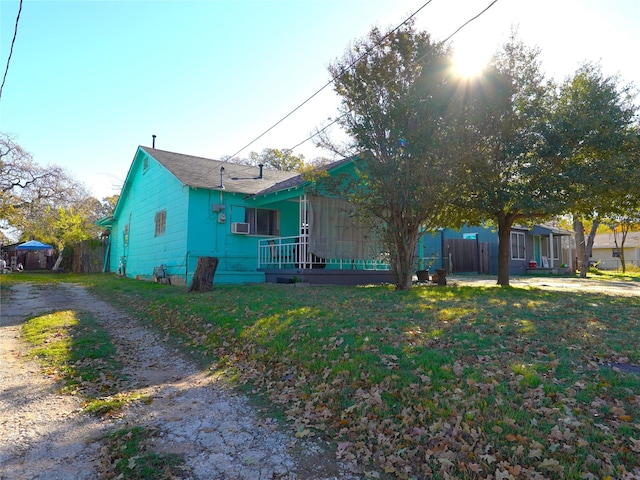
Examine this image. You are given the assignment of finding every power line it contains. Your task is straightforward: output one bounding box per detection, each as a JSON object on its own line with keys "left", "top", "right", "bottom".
{"left": 224, "top": 0, "right": 499, "bottom": 180}
{"left": 287, "top": 0, "right": 500, "bottom": 155}
{"left": 226, "top": 0, "right": 436, "bottom": 160}
{"left": 439, "top": 0, "right": 499, "bottom": 47}
{"left": 0, "top": 0, "right": 23, "bottom": 102}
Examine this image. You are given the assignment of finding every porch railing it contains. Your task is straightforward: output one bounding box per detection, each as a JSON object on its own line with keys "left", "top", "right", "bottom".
{"left": 258, "top": 235, "right": 390, "bottom": 270}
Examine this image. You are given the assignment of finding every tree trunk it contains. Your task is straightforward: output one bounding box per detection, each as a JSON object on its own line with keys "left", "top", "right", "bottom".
{"left": 392, "top": 241, "right": 416, "bottom": 291}
{"left": 584, "top": 221, "right": 599, "bottom": 275}
{"left": 496, "top": 227, "right": 511, "bottom": 286}
{"left": 188, "top": 256, "right": 219, "bottom": 293}
{"left": 51, "top": 250, "right": 64, "bottom": 272}
{"left": 496, "top": 212, "right": 515, "bottom": 287}
{"left": 574, "top": 219, "right": 599, "bottom": 278}
{"left": 574, "top": 219, "right": 585, "bottom": 273}
{"left": 389, "top": 220, "right": 420, "bottom": 291}
{"left": 613, "top": 225, "right": 629, "bottom": 273}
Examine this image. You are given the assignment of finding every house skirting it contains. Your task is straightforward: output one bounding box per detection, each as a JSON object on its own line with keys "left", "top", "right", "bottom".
{"left": 135, "top": 270, "right": 266, "bottom": 286}
{"left": 263, "top": 268, "right": 394, "bottom": 286}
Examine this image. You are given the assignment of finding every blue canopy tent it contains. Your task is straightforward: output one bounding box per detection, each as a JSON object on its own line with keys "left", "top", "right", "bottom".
{"left": 15, "top": 240, "right": 55, "bottom": 270}
{"left": 16, "top": 240, "right": 54, "bottom": 250}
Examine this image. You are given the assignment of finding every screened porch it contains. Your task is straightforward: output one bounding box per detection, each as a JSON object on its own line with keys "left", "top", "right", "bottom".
{"left": 256, "top": 195, "right": 392, "bottom": 284}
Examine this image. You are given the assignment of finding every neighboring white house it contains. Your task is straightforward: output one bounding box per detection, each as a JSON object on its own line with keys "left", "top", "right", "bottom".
{"left": 591, "top": 232, "right": 640, "bottom": 270}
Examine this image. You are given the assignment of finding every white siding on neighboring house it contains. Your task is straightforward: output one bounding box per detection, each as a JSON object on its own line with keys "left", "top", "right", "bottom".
{"left": 591, "top": 232, "right": 640, "bottom": 269}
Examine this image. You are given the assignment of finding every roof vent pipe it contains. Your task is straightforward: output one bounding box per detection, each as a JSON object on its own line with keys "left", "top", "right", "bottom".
{"left": 258, "top": 163, "right": 264, "bottom": 179}
{"left": 218, "top": 166, "right": 225, "bottom": 189}
{"left": 152, "top": 135, "right": 156, "bottom": 148}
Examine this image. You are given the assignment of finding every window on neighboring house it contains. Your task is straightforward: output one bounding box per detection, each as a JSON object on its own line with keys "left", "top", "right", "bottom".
{"left": 245, "top": 208, "right": 279, "bottom": 236}
{"left": 511, "top": 232, "right": 526, "bottom": 260}
{"left": 155, "top": 210, "right": 166, "bottom": 236}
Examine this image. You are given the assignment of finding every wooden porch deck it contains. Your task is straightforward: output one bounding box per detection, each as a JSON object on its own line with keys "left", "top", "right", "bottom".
{"left": 258, "top": 235, "right": 393, "bottom": 285}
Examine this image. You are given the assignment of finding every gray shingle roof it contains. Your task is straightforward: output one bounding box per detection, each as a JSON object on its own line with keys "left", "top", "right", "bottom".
{"left": 251, "top": 157, "right": 352, "bottom": 197}
{"left": 142, "top": 147, "right": 299, "bottom": 195}
{"left": 593, "top": 232, "right": 640, "bottom": 248}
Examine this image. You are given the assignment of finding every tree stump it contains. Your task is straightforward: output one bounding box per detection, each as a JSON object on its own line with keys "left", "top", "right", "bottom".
{"left": 434, "top": 269, "right": 447, "bottom": 286}
{"left": 188, "top": 257, "right": 219, "bottom": 293}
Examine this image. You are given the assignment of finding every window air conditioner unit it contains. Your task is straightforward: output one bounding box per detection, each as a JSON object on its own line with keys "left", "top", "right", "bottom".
{"left": 231, "top": 222, "right": 250, "bottom": 234}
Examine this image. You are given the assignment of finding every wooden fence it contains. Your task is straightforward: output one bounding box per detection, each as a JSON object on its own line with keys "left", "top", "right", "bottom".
{"left": 444, "top": 239, "right": 491, "bottom": 274}
{"left": 70, "top": 240, "right": 106, "bottom": 274}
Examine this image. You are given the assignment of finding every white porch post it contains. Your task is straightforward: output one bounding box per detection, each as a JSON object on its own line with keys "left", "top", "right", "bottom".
{"left": 299, "top": 194, "right": 309, "bottom": 268}
{"left": 549, "top": 233, "right": 555, "bottom": 268}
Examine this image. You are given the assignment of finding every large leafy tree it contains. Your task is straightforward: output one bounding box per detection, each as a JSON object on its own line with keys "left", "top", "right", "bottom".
{"left": 223, "top": 148, "right": 305, "bottom": 172}
{"left": 1, "top": 133, "right": 110, "bottom": 249}
{"left": 249, "top": 148, "right": 305, "bottom": 172}
{"left": 323, "top": 22, "right": 463, "bottom": 290}
{"left": 451, "top": 36, "right": 561, "bottom": 286}
{"left": 550, "top": 64, "right": 640, "bottom": 277}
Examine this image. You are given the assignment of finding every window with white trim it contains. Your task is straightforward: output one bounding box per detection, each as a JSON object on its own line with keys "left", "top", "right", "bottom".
{"left": 511, "top": 232, "right": 526, "bottom": 260}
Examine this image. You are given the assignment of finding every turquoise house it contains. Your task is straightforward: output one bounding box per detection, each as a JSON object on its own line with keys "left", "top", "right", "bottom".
{"left": 100, "top": 147, "right": 393, "bottom": 286}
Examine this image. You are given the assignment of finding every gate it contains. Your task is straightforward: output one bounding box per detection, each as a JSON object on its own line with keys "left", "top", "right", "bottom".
{"left": 444, "top": 239, "right": 490, "bottom": 274}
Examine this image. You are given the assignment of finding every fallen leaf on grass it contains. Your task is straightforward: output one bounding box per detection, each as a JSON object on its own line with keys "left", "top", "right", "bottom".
{"left": 539, "top": 457, "right": 564, "bottom": 474}
{"left": 495, "top": 469, "right": 514, "bottom": 480}
{"left": 528, "top": 448, "right": 542, "bottom": 459}
{"left": 294, "top": 427, "right": 312, "bottom": 438}
{"left": 479, "top": 453, "right": 496, "bottom": 464}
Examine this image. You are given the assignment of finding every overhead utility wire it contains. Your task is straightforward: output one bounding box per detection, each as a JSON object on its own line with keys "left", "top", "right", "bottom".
{"left": 226, "top": 0, "right": 436, "bottom": 160}
{"left": 223, "top": 0, "right": 499, "bottom": 180}
{"left": 437, "top": 0, "right": 498, "bottom": 50}
{"left": 287, "top": 0, "right": 500, "bottom": 153}
{"left": 0, "top": 0, "right": 23, "bottom": 101}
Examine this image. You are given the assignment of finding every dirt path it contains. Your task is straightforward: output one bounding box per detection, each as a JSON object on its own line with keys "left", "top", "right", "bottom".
{"left": 0, "top": 283, "right": 359, "bottom": 480}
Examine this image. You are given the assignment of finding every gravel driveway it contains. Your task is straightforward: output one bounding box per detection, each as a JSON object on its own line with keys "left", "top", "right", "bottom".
{"left": 0, "top": 282, "right": 359, "bottom": 480}
{"left": 448, "top": 274, "right": 640, "bottom": 296}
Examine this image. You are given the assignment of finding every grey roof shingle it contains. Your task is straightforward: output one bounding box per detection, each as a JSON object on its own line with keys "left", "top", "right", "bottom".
{"left": 251, "top": 157, "right": 352, "bottom": 197}
{"left": 142, "top": 147, "right": 299, "bottom": 195}
{"left": 593, "top": 232, "right": 640, "bottom": 248}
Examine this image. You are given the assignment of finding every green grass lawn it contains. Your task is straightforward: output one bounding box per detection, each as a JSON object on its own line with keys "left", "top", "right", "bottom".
{"left": 2, "top": 272, "right": 639, "bottom": 479}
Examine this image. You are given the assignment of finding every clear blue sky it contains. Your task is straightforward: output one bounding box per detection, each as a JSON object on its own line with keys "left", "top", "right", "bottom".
{"left": 1, "top": 0, "right": 638, "bottom": 200}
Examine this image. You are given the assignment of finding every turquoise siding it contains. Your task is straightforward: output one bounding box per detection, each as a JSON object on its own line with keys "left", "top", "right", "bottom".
{"left": 184, "top": 190, "right": 263, "bottom": 284}
{"left": 108, "top": 147, "right": 304, "bottom": 285}
{"left": 183, "top": 192, "right": 300, "bottom": 284}
{"left": 109, "top": 150, "right": 189, "bottom": 282}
